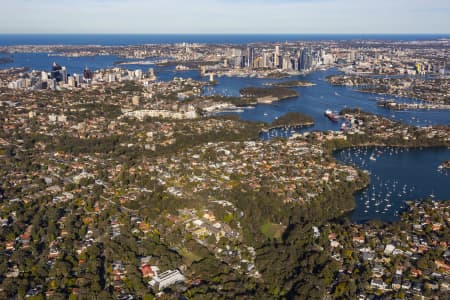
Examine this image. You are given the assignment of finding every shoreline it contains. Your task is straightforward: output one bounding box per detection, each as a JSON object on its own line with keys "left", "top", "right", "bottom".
{"left": 270, "top": 80, "right": 316, "bottom": 88}
{"left": 262, "top": 122, "right": 315, "bottom": 132}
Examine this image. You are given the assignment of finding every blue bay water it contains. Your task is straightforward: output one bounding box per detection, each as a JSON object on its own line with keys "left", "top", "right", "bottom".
{"left": 0, "top": 52, "right": 197, "bottom": 77}
{"left": 334, "top": 147, "right": 450, "bottom": 223}
{"left": 206, "top": 69, "right": 450, "bottom": 130}
{"left": 1, "top": 52, "right": 123, "bottom": 74}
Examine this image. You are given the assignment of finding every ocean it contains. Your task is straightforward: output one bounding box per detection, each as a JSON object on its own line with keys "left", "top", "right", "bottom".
{"left": 1, "top": 34, "right": 450, "bottom": 46}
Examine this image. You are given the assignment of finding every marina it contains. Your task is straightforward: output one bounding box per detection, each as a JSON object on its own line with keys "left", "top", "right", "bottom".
{"left": 334, "top": 147, "right": 450, "bottom": 222}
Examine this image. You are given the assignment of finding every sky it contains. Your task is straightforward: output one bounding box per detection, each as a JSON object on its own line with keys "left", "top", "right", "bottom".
{"left": 0, "top": 0, "right": 449, "bottom": 34}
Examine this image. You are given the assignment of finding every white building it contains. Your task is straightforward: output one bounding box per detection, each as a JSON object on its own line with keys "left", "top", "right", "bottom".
{"left": 150, "top": 269, "right": 185, "bottom": 290}
{"left": 122, "top": 109, "right": 198, "bottom": 121}
{"left": 67, "top": 76, "right": 75, "bottom": 87}
{"left": 41, "top": 71, "right": 48, "bottom": 82}
{"left": 135, "top": 69, "right": 143, "bottom": 79}
{"left": 108, "top": 73, "right": 116, "bottom": 82}
{"left": 371, "top": 278, "right": 387, "bottom": 290}
{"left": 384, "top": 244, "right": 396, "bottom": 255}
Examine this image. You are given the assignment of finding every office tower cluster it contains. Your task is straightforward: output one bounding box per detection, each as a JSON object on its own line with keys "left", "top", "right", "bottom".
{"left": 8, "top": 63, "right": 96, "bottom": 90}
{"left": 224, "top": 45, "right": 334, "bottom": 72}
{"left": 7, "top": 62, "right": 157, "bottom": 91}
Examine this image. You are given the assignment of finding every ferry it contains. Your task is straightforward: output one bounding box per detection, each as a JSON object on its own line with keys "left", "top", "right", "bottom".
{"left": 324, "top": 109, "right": 339, "bottom": 122}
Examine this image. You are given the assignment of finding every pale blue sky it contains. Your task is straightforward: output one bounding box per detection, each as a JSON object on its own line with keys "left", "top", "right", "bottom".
{"left": 1, "top": 0, "right": 449, "bottom": 34}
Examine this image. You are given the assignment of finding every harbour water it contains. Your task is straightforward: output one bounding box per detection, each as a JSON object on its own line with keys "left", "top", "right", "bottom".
{"left": 1, "top": 41, "right": 449, "bottom": 223}
{"left": 205, "top": 69, "right": 450, "bottom": 133}
{"left": 334, "top": 147, "right": 450, "bottom": 223}
{"left": 1, "top": 52, "right": 124, "bottom": 74}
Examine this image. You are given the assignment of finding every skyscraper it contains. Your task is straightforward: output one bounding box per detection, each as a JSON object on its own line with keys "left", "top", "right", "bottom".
{"left": 241, "top": 55, "right": 247, "bottom": 68}
{"left": 282, "top": 55, "right": 291, "bottom": 70}
{"left": 50, "top": 62, "right": 63, "bottom": 82}
{"left": 299, "top": 47, "right": 313, "bottom": 71}
{"left": 262, "top": 52, "right": 269, "bottom": 68}
{"left": 83, "top": 67, "right": 93, "bottom": 80}
{"left": 61, "top": 66, "right": 68, "bottom": 84}
{"left": 41, "top": 71, "right": 48, "bottom": 82}
{"left": 274, "top": 45, "right": 280, "bottom": 69}
{"left": 247, "top": 47, "right": 255, "bottom": 69}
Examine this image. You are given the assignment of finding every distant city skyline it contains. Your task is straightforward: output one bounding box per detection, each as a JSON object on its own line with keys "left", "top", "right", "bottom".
{"left": 1, "top": 0, "right": 450, "bottom": 34}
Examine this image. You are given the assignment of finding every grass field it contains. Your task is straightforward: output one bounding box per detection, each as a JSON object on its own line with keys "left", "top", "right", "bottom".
{"left": 260, "top": 222, "right": 286, "bottom": 239}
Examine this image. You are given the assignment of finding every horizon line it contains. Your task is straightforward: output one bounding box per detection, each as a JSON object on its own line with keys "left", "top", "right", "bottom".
{"left": 1, "top": 33, "right": 450, "bottom": 35}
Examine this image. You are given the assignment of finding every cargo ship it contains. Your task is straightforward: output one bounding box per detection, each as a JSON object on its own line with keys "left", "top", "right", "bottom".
{"left": 324, "top": 109, "right": 339, "bottom": 122}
